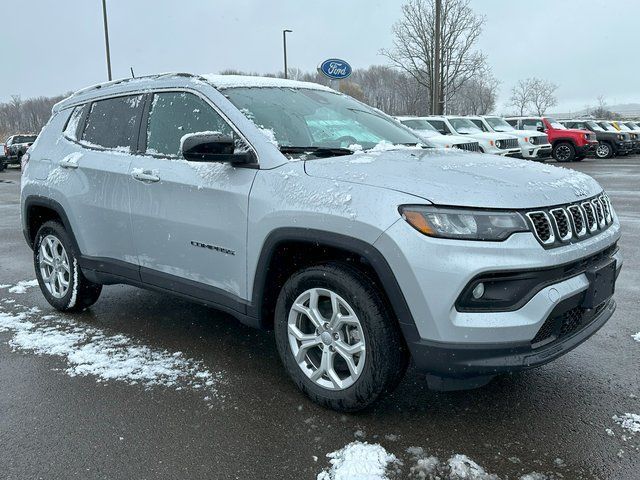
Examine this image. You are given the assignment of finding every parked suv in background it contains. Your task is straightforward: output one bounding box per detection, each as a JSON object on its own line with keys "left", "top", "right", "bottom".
{"left": 4, "top": 134, "right": 37, "bottom": 166}
{"left": 425, "top": 116, "right": 521, "bottom": 156}
{"left": 596, "top": 121, "right": 633, "bottom": 156}
{"left": 615, "top": 121, "right": 640, "bottom": 153}
{"left": 0, "top": 142, "right": 6, "bottom": 171}
{"left": 506, "top": 117, "right": 597, "bottom": 162}
{"left": 396, "top": 116, "right": 480, "bottom": 152}
{"left": 561, "top": 120, "right": 631, "bottom": 159}
{"left": 21, "top": 73, "right": 622, "bottom": 411}
{"left": 468, "top": 116, "right": 552, "bottom": 161}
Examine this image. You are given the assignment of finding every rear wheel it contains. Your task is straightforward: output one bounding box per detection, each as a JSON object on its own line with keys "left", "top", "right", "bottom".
{"left": 595, "top": 142, "right": 613, "bottom": 159}
{"left": 274, "top": 263, "right": 408, "bottom": 412}
{"left": 553, "top": 142, "right": 575, "bottom": 162}
{"left": 34, "top": 221, "right": 102, "bottom": 312}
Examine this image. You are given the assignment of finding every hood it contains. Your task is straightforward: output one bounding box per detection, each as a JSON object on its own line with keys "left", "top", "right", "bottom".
{"left": 459, "top": 131, "right": 516, "bottom": 141}
{"left": 503, "top": 130, "right": 545, "bottom": 140}
{"left": 562, "top": 128, "right": 590, "bottom": 136}
{"left": 415, "top": 131, "right": 475, "bottom": 147}
{"left": 304, "top": 149, "right": 602, "bottom": 209}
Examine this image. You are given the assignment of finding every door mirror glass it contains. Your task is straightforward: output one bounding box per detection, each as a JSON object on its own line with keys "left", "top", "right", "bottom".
{"left": 181, "top": 132, "right": 254, "bottom": 164}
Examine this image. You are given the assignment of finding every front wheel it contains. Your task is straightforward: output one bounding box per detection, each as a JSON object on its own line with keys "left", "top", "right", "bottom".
{"left": 34, "top": 220, "right": 102, "bottom": 312}
{"left": 595, "top": 142, "right": 613, "bottom": 159}
{"left": 553, "top": 142, "right": 575, "bottom": 162}
{"left": 274, "top": 263, "right": 408, "bottom": 412}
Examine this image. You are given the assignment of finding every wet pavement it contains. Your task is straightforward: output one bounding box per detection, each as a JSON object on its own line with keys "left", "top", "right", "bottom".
{"left": 0, "top": 158, "right": 638, "bottom": 479}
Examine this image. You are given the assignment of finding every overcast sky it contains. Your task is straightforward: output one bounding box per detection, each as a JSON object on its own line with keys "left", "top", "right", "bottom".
{"left": 2, "top": 0, "right": 634, "bottom": 113}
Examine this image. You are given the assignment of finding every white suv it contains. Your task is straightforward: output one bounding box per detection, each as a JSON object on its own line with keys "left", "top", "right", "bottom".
{"left": 396, "top": 116, "right": 480, "bottom": 152}
{"left": 468, "top": 116, "right": 552, "bottom": 161}
{"left": 20, "top": 73, "right": 622, "bottom": 411}
{"left": 425, "top": 116, "right": 521, "bottom": 157}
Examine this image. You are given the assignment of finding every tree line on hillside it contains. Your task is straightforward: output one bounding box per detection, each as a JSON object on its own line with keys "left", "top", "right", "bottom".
{"left": 0, "top": 94, "right": 68, "bottom": 142}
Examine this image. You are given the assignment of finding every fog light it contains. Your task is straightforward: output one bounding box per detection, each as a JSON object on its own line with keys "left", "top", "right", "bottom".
{"left": 472, "top": 282, "right": 485, "bottom": 299}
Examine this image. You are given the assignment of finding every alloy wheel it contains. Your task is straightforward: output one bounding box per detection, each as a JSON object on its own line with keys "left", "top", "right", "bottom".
{"left": 555, "top": 145, "right": 571, "bottom": 161}
{"left": 287, "top": 288, "right": 366, "bottom": 390}
{"left": 39, "top": 234, "right": 71, "bottom": 298}
{"left": 596, "top": 144, "right": 611, "bottom": 159}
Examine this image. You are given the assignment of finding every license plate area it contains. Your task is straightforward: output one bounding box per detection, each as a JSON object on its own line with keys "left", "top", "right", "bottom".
{"left": 582, "top": 259, "right": 616, "bottom": 309}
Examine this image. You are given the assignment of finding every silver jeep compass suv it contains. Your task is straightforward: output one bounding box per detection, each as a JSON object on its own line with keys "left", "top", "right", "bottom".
{"left": 21, "top": 73, "right": 622, "bottom": 411}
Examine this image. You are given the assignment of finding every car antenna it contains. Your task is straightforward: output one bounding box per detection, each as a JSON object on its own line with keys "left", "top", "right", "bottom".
{"left": 130, "top": 67, "right": 135, "bottom": 78}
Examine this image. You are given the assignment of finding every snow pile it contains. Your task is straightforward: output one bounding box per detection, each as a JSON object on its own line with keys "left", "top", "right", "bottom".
{"left": 317, "top": 441, "right": 398, "bottom": 480}
{"left": 318, "top": 443, "right": 553, "bottom": 480}
{"left": 0, "top": 305, "right": 222, "bottom": 396}
{"left": 7, "top": 279, "right": 38, "bottom": 294}
{"left": 613, "top": 413, "right": 640, "bottom": 434}
{"left": 632, "top": 332, "right": 640, "bottom": 343}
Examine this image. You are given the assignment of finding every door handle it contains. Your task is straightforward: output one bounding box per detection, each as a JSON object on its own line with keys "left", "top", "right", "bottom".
{"left": 58, "top": 158, "right": 79, "bottom": 169}
{"left": 132, "top": 169, "right": 160, "bottom": 183}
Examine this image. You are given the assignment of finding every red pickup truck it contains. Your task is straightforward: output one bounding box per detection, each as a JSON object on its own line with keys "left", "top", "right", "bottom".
{"left": 505, "top": 116, "right": 598, "bottom": 162}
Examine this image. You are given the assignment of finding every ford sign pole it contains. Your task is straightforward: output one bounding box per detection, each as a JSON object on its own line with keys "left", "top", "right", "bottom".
{"left": 283, "top": 29, "right": 292, "bottom": 79}
{"left": 101, "top": 0, "right": 112, "bottom": 81}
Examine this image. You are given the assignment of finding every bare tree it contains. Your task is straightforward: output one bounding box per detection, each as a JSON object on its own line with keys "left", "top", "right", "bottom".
{"left": 529, "top": 78, "right": 558, "bottom": 115}
{"left": 508, "top": 79, "right": 534, "bottom": 116}
{"left": 589, "top": 95, "right": 619, "bottom": 120}
{"left": 448, "top": 70, "right": 499, "bottom": 115}
{"left": 381, "top": 0, "right": 486, "bottom": 114}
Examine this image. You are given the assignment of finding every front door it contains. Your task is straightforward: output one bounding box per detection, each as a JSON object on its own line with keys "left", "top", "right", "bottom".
{"left": 128, "top": 91, "right": 257, "bottom": 307}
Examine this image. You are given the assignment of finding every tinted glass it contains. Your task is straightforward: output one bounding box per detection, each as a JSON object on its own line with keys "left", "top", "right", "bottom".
{"left": 425, "top": 119, "right": 449, "bottom": 134}
{"left": 448, "top": 118, "right": 482, "bottom": 134}
{"left": 82, "top": 95, "right": 144, "bottom": 150}
{"left": 401, "top": 119, "right": 438, "bottom": 132}
{"left": 13, "top": 135, "right": 37, "bottom": 143}
{"left": 484, "top": 117, "right": 514, "bottom": 132}
{"left": 469, "top": 119, "right": 487, "bottom": 131}
{"left": 146, "top": 92, "right": 234, "bottom": 156}
{"left": 521, "top": 118, "right": 542, "bottom": 130}
{"left": 224, "top": 87, "right": 420, "bottom": 150}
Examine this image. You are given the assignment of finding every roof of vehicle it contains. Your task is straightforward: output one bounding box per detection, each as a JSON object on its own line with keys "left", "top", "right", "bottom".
{"left": 54, "top": 72, "right": 337, "bottom": 113}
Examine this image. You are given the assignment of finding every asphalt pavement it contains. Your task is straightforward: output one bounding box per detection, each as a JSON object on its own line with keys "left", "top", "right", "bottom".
{"left": 0, "top": 157, "right": 638, "bottom": 480}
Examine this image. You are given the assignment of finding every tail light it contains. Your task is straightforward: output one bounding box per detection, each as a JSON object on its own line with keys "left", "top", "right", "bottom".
{"left": 21, "top": 152, "right": 30, "bottom": 170}
{"left": 3, "top": 144, "right": 7, "bottom": 156}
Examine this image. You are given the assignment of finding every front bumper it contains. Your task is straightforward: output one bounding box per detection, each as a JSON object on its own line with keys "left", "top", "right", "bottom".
{"left": 521, "top": 144, "right": 552, "bottom": 160}
{"left": 577, "top": 142, "right": 598, "bottom": 157}
{"left": 614, "top": 141, "right": 633, "bottom": 155}
{"left": 374, "top": 215, "right": 622, "bottom": 385}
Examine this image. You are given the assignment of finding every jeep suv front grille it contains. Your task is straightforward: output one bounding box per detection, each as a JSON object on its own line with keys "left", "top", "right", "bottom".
{"left": 497, "top": 138, "right": 519, "bottom": 150}
{"left": 455, "top": 141, "right": 481, "bottom": 152}
{"left": 525, "top": 194, "right": 613, "bottom": 248}
{"left": 531, "top": 135, "right": 548, "bottom": 145}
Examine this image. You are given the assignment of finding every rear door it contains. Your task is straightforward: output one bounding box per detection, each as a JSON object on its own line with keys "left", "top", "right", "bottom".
{"left": 128, "top": 90, "right": 257, "bottom": 306}
{"left": 69, "top": 94, "right": 143, "bottom": 272}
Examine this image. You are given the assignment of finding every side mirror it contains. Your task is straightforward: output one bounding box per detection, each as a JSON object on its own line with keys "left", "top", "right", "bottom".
{"left": 536, "top": 125, "right": 545, "bottom": 132}
{"left": 181, "top": 132, "right": 255, "bottom": 165}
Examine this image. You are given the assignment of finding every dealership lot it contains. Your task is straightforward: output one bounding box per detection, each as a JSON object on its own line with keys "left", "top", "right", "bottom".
{"left": 0, "top": 158, "right": 639, "bottom": 479}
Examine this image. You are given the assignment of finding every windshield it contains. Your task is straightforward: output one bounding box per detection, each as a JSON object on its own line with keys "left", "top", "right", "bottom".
{"left": 223, "top": 87, "right": 421, "bottom": 151}
{"left": 598, "top": 122, "right": 617, "bottom": 132}
{"left": 13, "top": 135, "right": 37, "bottom": 143}
{"left": 485, "top": 117, "right": 515, "bottom": 132}
{"left": 546, "top": 118, "right": 565, "bottom": 129}
{"left": 448, "top": 118, "right": 482, "bottom": 134}
{"left": 400, "top": 119, "right": 438, "bottom": 132}
{"left": 625, "top": 122, "right": 640, "bottom": 130}
{"left": 585, "top": 121, "right": 605, "bottom": 131}
{"left": 616, "top": 123, "right": 631, "bottom": 131}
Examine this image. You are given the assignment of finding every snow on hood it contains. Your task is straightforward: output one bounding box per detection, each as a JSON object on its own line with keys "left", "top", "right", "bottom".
{"left": 304, "top": 149, "right": 602, "bottom": 209}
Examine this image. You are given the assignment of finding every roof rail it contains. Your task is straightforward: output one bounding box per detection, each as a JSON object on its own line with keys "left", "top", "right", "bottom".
{"left": 68, "top": 72, "right": 200, "bottom": 99}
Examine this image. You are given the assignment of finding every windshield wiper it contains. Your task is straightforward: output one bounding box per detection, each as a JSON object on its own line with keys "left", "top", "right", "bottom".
{"left": 279, "top": 146, "right": 354, "bottom": 157}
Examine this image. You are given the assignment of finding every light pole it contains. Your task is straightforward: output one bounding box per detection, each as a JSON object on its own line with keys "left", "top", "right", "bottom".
{"left": 433, "top": 0, "right": 441, "bottom": 114}
{"left": 101, "top": 0, "right": 112, "bottom": 81}
{"left": 282, "top": 29, "right": 292, "bottom": 79}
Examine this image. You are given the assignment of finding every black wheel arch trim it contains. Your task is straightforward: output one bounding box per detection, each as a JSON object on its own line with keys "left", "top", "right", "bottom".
{"left": 23, "top": 195, "right": 80, "bottom": 253}
{"left": 248, "top": 227, "right": 421, "bottom": 342}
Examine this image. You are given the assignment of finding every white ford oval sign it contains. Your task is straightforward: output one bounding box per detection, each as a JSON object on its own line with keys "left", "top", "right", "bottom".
{"left": 318, "top": 59, "right": 352, "bottom": 80}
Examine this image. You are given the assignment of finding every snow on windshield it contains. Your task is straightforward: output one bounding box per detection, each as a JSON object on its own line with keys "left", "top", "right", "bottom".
{"left": 449, "top": 118, "right": 482, "bottom": 134}
{"left": 485, "top": 117, "right": 515, "bottom": 132}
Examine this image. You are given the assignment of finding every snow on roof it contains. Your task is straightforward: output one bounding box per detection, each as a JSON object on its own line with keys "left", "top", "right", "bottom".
{"left": 201, "top": 74, "right": 336, "bottom": 92}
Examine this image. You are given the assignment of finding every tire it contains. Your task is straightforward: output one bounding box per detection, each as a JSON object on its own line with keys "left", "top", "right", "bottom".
{"left": 552, "top": 142, "right": 575, "bottom": 162}
{"left": 274, "top": 262, "right": 408, "bottom": 412}
{"left": 34, "top": 220, "right": 102, "bottom": 312}
{"left": 0, "top": 162, "right": 5, "bottom": 172}
{"left": 595, "top": 142, "right": 613, "bottom": 159}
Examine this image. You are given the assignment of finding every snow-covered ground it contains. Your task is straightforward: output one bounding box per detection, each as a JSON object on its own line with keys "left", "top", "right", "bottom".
{"left": 1, "top": 279, "right": 38, "bottom": 294}
{"left": 0, "top": 291, "right": 223, "bottom": 401}
{"left": 316, "top": 441, "right": 553, "bottom": 480}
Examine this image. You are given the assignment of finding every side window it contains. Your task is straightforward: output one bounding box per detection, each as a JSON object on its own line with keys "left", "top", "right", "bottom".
{"left": 63, "top": 105, "right": 84, "bottom": 140}
{"left": 505, "top": 119, "right": 518, "bottom": 128}
{"left": 521, "top": 119, "right": 541, "bottom": 131}
{"left": 145, "top": 92, "right": 235, "bottom": 157}
{"left": 427, "top": 120, "right": 449, "bottom": 135}
{"left": 81, "top": 95, "right": 144, "bottom": 150}
{"left": 470, "top": 119, "right": 486, "bottom": 131}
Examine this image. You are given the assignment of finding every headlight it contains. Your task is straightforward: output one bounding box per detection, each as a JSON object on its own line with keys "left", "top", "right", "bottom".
{"left": 495, "top": 140, "right": 502, "bottom": 149}
{"left": 528, "top": 137, "right": 535, "bottom": 144}
{"left": 584, "top": 133, "right": 589, "bottom": 140}
{"left": 618, "top": 134, "right": 624, "bottom": 141}
{"left": 399, "top": 205, "right": 529, "bottom": 241}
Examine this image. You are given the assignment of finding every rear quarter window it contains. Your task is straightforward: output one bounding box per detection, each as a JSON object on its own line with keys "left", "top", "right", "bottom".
{"left": 81, "top": 95, "right": 144, "bottom": 151}
{"left": 63, "top": 106, "right": 85, "bottom": 140}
